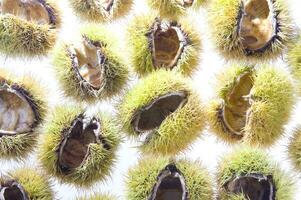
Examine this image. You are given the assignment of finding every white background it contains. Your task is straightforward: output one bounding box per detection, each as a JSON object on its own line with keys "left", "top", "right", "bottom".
{"left": 1, "top": 0, "right": 301, "bottom": 199}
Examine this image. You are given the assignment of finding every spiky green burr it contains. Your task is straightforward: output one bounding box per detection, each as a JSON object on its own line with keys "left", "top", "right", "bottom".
{"left": 127, "top": 12, "right": 201, "bottom": 77}
{"left": 0, "top": 69, "right": 47, "bottom": 159}
{"left": 38, "top": 105, "right": 121, "bottom": 187}
{"left": 217, "top": 147, "right": 295, "bottom": 200}
{"left": 0, "top": 168, "right": 53, "bottom": 200}
{"left": 208, "top": 0, "right": 294, "bottom": 61}
{"left": 0, "top": 0, "right": 61, "bottom": 57}
{"left": 119, "top": 69, "right": 205, "bottom": 156}
{"left": 207, "top": 64, "right": 294, "bottom": 146}
{"left": 53, "top": 24, "right": 129, "bottom": 103}
{"left": 126, "top": 156, "right": 213, "bottom": 200}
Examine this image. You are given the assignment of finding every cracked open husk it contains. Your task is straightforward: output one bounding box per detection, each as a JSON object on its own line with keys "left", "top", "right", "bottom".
{"left": 0, "top": 69, "right": 47, "bottom": 159}
{"left": 127, "top": 12, "right": 201, "bottom": 77}
{"left": 208, "top": 0, "right": 295, "bottom": 62}
{"left": 38, "top": 105, "right": 121, "bottom": 187}
{"left": 0, "top": 0, "right": 61, "bottom": 57}
{"left": 0, "top": 168, "right": 53, "bottom": 200}
{"left": 53, "top": 24, "right": 129, "bottom": 103}
{"left": 126, "top": 156, "right": 213, "bottom": 200}
{"left": 217, "top": 147, "right": 295, "bottom": 200}
{"left": 119, "top": 69, "right": 205, "bottom": 155}
{"left": 207, "top": 64, "right": 294, "bottom": 146}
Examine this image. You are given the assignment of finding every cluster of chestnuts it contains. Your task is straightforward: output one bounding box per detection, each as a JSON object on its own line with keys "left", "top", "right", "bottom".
{"left": 1, "top": 0, "right": 301, "bottom": 199}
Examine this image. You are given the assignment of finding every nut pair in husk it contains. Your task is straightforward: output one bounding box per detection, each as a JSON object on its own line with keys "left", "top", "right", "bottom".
{"left": 146, "top": 0, "right": 206, "bottom": 19}
{"left": 0, "top": 69, "right": 47, "bottom": 159}
{"left": 69, "top": 0, "right": 133, "bottom": 22}
{"left": 0, "top": 0, "right": 61, "bottom": 57}
{"left": 127, "top": 12, "right": 201, "bottom": 76}
{"left": 208, "top": 0, "right": 294, "bottom": 61}
{"left": 288, "top": 127, "right": 301, "bottom": 173}
{"left": 38, "top": 105, "right": 121, "bottom": 186}
{"left": 126, "top": 156, "right": 213, "bottom": 200}
{"left": 119, "top": 69, "right": 205, "bottom": 156}
{"left": 217, "top": 147, "right": 295, "bottom": 200}
{"left": 287, "top": 35, "right": 301, "bottom": 95}
{"left": 53, "top": 24, "right": 129, "bottom": 103}
{"left": 207, "top": 64, "right": 294, "bottom": 146}
{"left": 0, "top": 168, "right": 53, "bottom": 200}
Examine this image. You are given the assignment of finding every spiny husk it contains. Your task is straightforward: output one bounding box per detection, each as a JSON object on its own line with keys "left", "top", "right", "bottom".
{"left": 0, "top": 167, "right": 54, "bottom": 200}
{"left": 208, "top": 0, "right": 294, "bottom": 62}
{"left": 119, "top": 69, "right": 205, "bottom": 156}
{"left": 127, "top": 12, "right": 201, "bottom": 77}
{"left": 207, "top": 64, "right": 294, "bottom": 146}
{"left": 0, "top": 0, "right": 61, "bottom": 57}
{"left": 217, "top": 147, "right": 295, "bottom": 200}
{"left": 53, "top": 24, "right": 129, "bottom": 103}
{"left": 38, "top": 105, "right": 121, "bottom": 187}
{"left": 126, "top": 156, "right": 214, "bottom": 200}
{"left": 0, "top": 69, "right": 47, "bottom": 159}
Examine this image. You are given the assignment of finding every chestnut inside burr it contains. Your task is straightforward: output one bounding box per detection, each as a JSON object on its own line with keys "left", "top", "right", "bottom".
{"left": 239, "top": 0, "right": 276, "bottom": 51}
